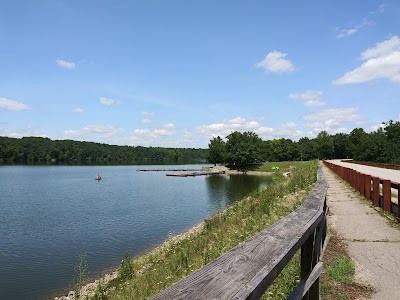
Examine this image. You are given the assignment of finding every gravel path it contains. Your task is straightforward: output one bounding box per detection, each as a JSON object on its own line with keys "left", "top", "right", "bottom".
{"left": 322, "top": 163, "right": 400, "bottom": 300}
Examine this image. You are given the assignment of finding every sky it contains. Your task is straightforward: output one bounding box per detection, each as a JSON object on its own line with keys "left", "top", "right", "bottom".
{"left": 1, "top": 0, "right": 399, "bottom": 148}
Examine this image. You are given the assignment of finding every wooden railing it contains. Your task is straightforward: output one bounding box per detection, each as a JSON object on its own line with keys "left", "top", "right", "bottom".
{"left": 324, "top": 160, "right": 400, "bottom": 221}
{"left": 343, "top": 160, "right": 400, "bottom": 170}
{"left": 151, "top": 167, "right": 328, "bottom": 300}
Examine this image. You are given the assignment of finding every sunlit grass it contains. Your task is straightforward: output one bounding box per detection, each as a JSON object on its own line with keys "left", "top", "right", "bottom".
{"left": 83, "top": 161, "right": 318, "bottom": 300}
{"left": 256, "top": 161, "right": 311, "bottom": 175}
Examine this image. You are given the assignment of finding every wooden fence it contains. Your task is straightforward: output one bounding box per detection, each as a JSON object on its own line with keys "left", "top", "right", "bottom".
{"left": 323, "top": 160, "right": 400, "bottom": 221}
{"left": 343, "top": 160, "right": 400, "bottom": 171}
{"left": 151, "top": 167, "right": 328, "bottom": 300}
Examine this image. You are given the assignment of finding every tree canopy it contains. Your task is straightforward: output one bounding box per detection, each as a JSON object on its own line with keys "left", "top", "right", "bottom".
{"left": 0, "top": 136, "right": 207, "bottom": 164}
{"left": 205, "top": 120, "right": 400, "bottom": 167}
{"left": 224, "top": 131, "right": 263, "bottom": 169}
{"left": 207, "top": 136, "right": 226, "bottom": 166}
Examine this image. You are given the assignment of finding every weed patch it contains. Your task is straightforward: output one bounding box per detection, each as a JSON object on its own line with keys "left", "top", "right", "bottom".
{"left": 321, "top": 234, "right": 374, "bottom": 300}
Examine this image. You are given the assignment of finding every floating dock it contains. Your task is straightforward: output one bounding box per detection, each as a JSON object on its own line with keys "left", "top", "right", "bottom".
{"left": 136, "top": 168, "right": 200, "bottom": 172}
{"left": 136, "top": 167, "right": 226, "bottom": 177}
{"left": 166, "top": 171, "right": 225, "bottom": 177}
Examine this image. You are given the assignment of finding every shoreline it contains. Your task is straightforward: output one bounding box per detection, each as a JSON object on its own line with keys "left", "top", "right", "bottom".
{"left": 55, "top": 166, "right": 273, "bottom": 299}
{"left": 55, "top": 223, "right": 207, "bottom": 300}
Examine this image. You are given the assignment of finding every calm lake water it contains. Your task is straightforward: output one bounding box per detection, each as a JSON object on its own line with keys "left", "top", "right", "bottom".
{"left": 0, "top": 164, "right": 271, "bottom": 300}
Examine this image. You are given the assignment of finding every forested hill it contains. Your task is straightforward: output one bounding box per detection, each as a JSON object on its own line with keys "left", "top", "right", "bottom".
{"left": 0, "top": 136, "right": 208, "bottom": 163}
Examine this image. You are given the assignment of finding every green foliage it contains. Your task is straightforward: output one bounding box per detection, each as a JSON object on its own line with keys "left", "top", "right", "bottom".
{"left": 0, "top": 136, "right": 207, "bottom": 163}
{"left": 119, "top": 252, "right": 135, "bottom": 281}
{"left": 74, "top": 250, "right": 89, "bottom": 299}
{"left": 225, "top": 131, "right": 263, "bottom": 169}
{"left": 332, "top": 133, "right": 351, "bottom": 159}
{"left": 326, "top": 257, "right": 354, "bottom": 283}
{"left": 206, "top": 136, "right": 226, "bottom": 165}
{"left": 314, "top": 131, "right": 334, "bottom": 159}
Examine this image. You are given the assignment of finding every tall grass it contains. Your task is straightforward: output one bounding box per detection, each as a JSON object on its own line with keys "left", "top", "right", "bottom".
{"left": 89, "top": 161, "right": 318, "bottom": 300}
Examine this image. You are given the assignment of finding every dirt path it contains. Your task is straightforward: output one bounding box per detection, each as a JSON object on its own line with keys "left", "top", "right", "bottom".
{"left": 322, "top": 163, "right": 400, "bottom": 299}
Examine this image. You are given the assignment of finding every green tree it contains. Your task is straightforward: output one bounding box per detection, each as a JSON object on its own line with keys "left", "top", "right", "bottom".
{"left": 332, "top": 133, "right": 351, "bottom": 159}
{"left": 349, "top": 128, "right": 367, "bottom": 159}
{"left": 225, "top": 131, "right": 262, "bottom": 169}
{"left": 207, "top": 136, "right": 226, "bottom": 166}
{"left": 298, "top": 137, "right": 315, "bottom": 161}
{"left": 383, "top": 120, "right": 400, "bottom": 163}
{"left": 314, "top": 131, "right": 334, "bottom": 159}
{"left": 356, "top": 129, "right": 388, "bottom": 162}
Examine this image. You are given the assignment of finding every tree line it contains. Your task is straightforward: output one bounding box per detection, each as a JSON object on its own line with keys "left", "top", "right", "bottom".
{"left": 1, "top": 120, "right": 399, "bottom": 165}
{"left": 207, "top": 120, "right": 400, "bottom": 168}
{"left": 0, "top": 136, "right": 207, "bottom": 163}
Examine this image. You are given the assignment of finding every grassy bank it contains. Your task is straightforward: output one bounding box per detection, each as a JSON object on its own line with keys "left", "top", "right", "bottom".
{"left": 78, "top": 160, "right": 318, "bottom": 300}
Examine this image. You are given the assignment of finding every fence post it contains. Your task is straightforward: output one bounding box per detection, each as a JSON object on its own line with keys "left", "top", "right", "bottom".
{"left": 360, "top": 173, "right": 365, "bottom": 197}
{"left": 365, "top": 175, "right": 371, "bottom": 200}
{"left": 383, "top": 180, "right": 391, "bottom": 212}
{"left": 301, "top": 229, "right": 319, "bottom": 300}
{"left": 355, "top": 171, "right": 360, "bottom": 191}
{"left": 397, "top": 185, "right": 400, "bottom": 221}
{"left": 373, "top": 177, "right": 380, "bottom": 207}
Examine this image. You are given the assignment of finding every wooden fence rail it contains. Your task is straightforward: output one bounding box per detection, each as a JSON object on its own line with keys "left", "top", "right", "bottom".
{"left": 343, "top": 160, "right": 400, "bottom": 171}
{"left": 323, "top": 161, "right": 400, "bottom": 222}
{"left": 151, "top": 167, "right": 328, "bottom": 300}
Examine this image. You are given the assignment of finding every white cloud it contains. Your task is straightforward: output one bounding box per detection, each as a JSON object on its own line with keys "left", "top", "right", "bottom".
{"left": 304, "top": 108, "right": 364, "bottom": 135}
{"left": 336, "top": 19, "right": 373, "bottom": 39}
{"left": 369, "top": 122, "right": 386, "bottom": 132}
{"left": 100, "top": 97, "right": 115, "bottom": 106}
{"left": 333, "top": 36, "right": 400, "bottom": 84}
{"left": 73, "top": 107, "right": 85, "bottom": 113}
{"left": 378, "top": 3, "right": 386, "bottom": 13}
{"left": 182, "top": 129, "right": 192, "bottom": 139}
{"left": 288, "top": 90, "right": 326, "bottom": 106}
{"left": 336, "top": 3, "right": 384, "bottom": 40}
{"left": 0, "top": 97, "right": 30, "bottom": 111}
{"left": 56, "top": 59, "right": 76, "bottom": 70}
{"left": 141, "top": 118, "right": 152, "bottom": 124}
{"left": 0, "top": 127, "right": 47, "bottom": 139}
{"left": 336, "top": 28, "right": 358, "bottom": 39}
{"left": 141, "top": 111, "right": 154, "bottom": 116}
{"left": 196, "top": 117, "right": 261, "bottom": 138}
{"left": 361, "top": 36, "right": 400, "bottom": 60}
{"left": 255, "top": 51, "right": 295, "bottom": 73}
{"left": 133, "top": 123, "right": 176, "bottom": 139}
{"left": 271, "top": 122, "right": 303, "bottom": 139}
{"left": 64, "top": 124, "right": 124, "bottom": 139}
{"left": 196, "top": 117, "right": 305, "bottom": 141}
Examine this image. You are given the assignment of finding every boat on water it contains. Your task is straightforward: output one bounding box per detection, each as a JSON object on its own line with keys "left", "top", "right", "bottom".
{"left": 95, "top": 174, "right": 101, "bottom": 180}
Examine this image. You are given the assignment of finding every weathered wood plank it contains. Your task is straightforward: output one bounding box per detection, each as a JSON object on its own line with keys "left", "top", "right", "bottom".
{"left": 287, "top": 262, "right": 323, "bottom": 300}
{"left": 150, "top": 169, "right": 327, "bottom": 300}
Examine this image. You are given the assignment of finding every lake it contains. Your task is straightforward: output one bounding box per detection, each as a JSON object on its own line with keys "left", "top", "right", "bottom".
{"left": 0, "top": 164, "right": 271, "bottom": 299}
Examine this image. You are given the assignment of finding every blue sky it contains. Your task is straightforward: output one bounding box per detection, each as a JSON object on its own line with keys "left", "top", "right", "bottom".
{"left": 1, "top": 1, "right": 399, "bottom": 148}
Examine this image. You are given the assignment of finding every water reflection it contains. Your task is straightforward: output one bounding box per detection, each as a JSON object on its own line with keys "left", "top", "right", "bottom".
{"left": 205, "top": 174, "right": 272, "bottom": 210}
